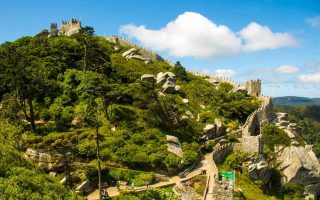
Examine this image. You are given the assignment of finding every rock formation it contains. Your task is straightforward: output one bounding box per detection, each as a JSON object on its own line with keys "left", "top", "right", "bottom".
{"left": 166, "top": 135, "right": 183, "bottom": 158}
{"left": 140, "top": 74, "right": 156, "bottom": 83}
{"left": 276, "top": 145, "right": 320, "bottom": 186}
{"left": 24, "top": 148, "right": 63, "bottom": 172}
{"left": 202, "top": 119, "right": 226, "bottom": 140}
{"left": 162, "top": 80, "right": 176, "bottom": 94}
{"left": 247, "top": 156, "right": 272, "bottom": 183}
{"left": 155, "top": 72, "right": 177, "bottom": 94}
{"left": 122, "top": 48, "right": 150, "bottom": 63}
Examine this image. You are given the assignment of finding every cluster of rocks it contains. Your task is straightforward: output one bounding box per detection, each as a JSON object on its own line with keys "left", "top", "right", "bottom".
{"left": 274, "top": 112, "right": 320, "bottom": 198}
{"left": 166, "top": 135, "right": 183, "bottom": 158}
{"left": 276, "top": 145, "right": 320, "bottom": 188}
{"left": 157, "top": 72, "right": 179, "bottom": 94}
{"left": 140, "top": 72, "right": 179, "bottom": 94}
{"left": 275, "top": 112, "right": 303, "bottom": 145}
{"left": 122, "top": 48, "right": 150, "bottom": 63}
{"left": 246, "top": 156, "right": 272, "bottom": 184}
{"left": 24, "top": 148, "right": 63, "bottom": 172}
{"left": 276, "top": 113, "right": 290, "bottom": 128}
{"left": 201, "top": 119, "right": 226, "bottom": 141}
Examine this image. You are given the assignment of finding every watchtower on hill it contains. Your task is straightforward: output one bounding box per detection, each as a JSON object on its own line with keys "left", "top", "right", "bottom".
{"left": 245, "top": 79, "right": 261, "bottom": 97}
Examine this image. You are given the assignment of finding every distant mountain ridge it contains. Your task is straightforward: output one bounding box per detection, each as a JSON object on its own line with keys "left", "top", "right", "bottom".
{"left": 274, "top": 96, "right": 320, "bottom": 106}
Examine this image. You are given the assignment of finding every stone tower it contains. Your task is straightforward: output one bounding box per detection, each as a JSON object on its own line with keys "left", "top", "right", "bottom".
{"left": 245, "top": 79, "right": 261, "bottom": 97}
{"left": 49, "top": 23, "right": 59, "bottom": 37}
{"left": 50, "top": 23, "right": 57, "bottom": 30}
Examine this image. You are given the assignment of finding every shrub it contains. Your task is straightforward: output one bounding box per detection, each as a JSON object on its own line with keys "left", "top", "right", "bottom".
{"left": 261, "top": 124, "right": 291, "bottom": 151}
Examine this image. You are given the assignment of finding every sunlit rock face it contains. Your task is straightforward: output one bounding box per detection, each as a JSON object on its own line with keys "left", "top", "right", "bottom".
{"left": 24, "top": 148, "right": 63, "bottom": 172}
{"left": 276, "top": 145, "right": 320, "bottom": 186}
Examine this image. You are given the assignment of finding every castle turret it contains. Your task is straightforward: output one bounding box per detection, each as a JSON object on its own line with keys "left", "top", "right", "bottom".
{"left": 245, "top": 79, "right": 261, "bottom": 97}
{"left": 49, "top": 23, "right": 59, "bottom": 37}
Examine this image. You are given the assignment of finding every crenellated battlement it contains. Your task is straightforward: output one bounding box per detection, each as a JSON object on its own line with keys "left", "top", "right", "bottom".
{"left": 59, "top": 19, "right": 81, "bottom": 36}
{"left": 244, "top": 79, "right": 261, "bottom": 97}
{"left": 48, "top": 19, "right": 82, "bottom": 37}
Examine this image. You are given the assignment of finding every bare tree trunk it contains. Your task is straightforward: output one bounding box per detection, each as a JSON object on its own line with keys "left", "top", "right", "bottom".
{"left": 27, "top": 97, "right": 36, "bottom": 132}
{"left": 95, "top": 124, "right": 102, "bottom": 200}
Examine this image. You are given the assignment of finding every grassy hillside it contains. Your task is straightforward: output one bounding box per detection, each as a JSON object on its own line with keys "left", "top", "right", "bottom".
{"left": 0, "top": 31, "right": 261, "bottom": 198}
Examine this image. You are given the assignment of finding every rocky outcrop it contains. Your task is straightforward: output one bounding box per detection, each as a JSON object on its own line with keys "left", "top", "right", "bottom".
{"left": 122, "top": 48, "right": 150, "bottom": 63}
{"left": 215, "top": 119, "right": 226, "bottom": 136}
{"left": 276, "top": 145, "right": 320, "bottom": 186}
{"left": 162, "top": 81, "right": 176, "bottom": 94}
{"left": 202, "top": 119, "right": 226, "bottom": 139}
{"left": 275, "top": 112, "right": 304, "bottom": 145}
{"left": 76, "top": 180, "right": 94, "bottom": 195}
{"left": 166, "top": 135, "right": 183, "bottom": 158}
{"left": 140, "top": 74, "right": 156, "bottom": 83}
{"left": 24, "top": 148, "right": 63, "bottom": 172}
{"left": 156, "top": 72, "right": 177, "bottom": 94}
{"left": 203, "top": 124, "right": 215, "bottom": 135}
{"left": 247, "top": 156, "right": 272, "bottom": 183}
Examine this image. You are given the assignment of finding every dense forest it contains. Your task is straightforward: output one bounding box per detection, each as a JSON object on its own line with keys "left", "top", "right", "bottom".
{"left": 0, "top": 30, "right": 260, "bottom": 198}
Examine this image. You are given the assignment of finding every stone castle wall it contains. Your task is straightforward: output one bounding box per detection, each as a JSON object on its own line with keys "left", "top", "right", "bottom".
{"left": 212, "top": 144, "right": 233, "bottom": 164}
{"left": 188, "top": 71, "right": 239, "bottom": 88}
{"left": 239, "top": 95, "right": 273, "bottom": 153}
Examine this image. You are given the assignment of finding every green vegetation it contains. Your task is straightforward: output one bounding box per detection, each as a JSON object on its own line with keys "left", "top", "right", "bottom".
{"left": 0, "top": 29, "right": 261, "bottom": 198}
{"left": 219, "top": 153, "right": 305, "bottom": 200}
{"left": 261, "top": 124, "right": 291, "bottom": 151}
{"left": 0, "top": 119, "right": 80, "bottom": 199}
{"left": 274, "top": 96, "right": 320, "bottom": 106}
{"left": 192, "top": 175, "right": 206, "bottom": 195}
{"left": 274, "top": 105, "right": 320, "bottom": 157}
{"left": 107, "top": 167, "right": 156, "bottom": 186}
{"left": 112, "top": 187, "right": 179, "bottom": 200}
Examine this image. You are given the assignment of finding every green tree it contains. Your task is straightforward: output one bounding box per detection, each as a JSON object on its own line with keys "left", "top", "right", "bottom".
{"left": 83, "top": 26, "right": 95, "bottom": 35}
{"left": 173, "top": 61, "right": 189, "bottom": 82}
{"left": 261, "top": 124, "right": 291, "bottom": 151}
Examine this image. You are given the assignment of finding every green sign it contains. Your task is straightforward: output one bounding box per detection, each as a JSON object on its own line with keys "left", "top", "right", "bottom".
{"left": 221, "top": 171, "right": 234, "bottom": 181}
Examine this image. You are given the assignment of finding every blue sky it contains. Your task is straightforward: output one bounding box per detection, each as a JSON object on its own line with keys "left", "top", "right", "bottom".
{"left": 1, "top": 0, "right": 319, "bottom": 97}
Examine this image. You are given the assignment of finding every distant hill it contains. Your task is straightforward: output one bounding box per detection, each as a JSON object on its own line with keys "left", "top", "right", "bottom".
{"left": 274, "top": 96, "right": 320, "bottom": 106}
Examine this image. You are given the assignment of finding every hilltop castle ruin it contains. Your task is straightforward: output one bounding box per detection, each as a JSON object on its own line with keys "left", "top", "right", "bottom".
{"left": 36, "top": 19, "right": 82, "bottom": 37}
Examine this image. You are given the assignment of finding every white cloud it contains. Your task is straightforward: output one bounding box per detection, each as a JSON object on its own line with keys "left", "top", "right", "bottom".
{"left": 299, "top": 71, "right": 320, "bottom": 86}
{"left": 120, "top": 12, "right": 297, "bottom": 59}
{"left": 306, "top": 16, "right": 320, "bottom": 27}
{"left": 120, "top": 12, "right": 241, "bottom": 59}
{"left": 275, "top": 65, "right": 299, "bottom": 74}
{"left": 213, "top": 69, "right": 236, "bottom": 78}
{"left": 240, "top": 22, "right": 297, "bottom": 52}
{"left": 305, "top": 61, "right": 320, "bottom": 69}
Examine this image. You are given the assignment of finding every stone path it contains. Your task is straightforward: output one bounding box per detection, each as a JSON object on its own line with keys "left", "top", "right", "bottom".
{"left": 87, "top": 152, "right": 218, "bottom": 200}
